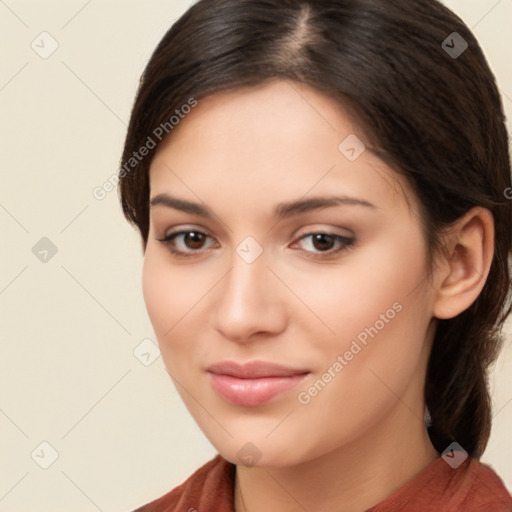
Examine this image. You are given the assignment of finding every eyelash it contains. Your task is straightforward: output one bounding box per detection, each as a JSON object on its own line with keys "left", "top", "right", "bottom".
{"left": 156, "top": 229, "right": 356, "bottom": 260}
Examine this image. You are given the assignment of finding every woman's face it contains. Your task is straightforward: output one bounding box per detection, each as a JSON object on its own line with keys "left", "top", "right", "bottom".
{"left": 143, "top": 80, "right": 437, "bottom": 467}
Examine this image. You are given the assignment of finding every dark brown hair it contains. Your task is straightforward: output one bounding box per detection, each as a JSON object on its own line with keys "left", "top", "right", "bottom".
{"left": 119, "top": 0, "right": 512, "bottom": 458}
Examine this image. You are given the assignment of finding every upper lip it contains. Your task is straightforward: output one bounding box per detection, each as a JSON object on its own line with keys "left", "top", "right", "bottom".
{"left": 207, "top": 360, "right": 310, "bottom": 379}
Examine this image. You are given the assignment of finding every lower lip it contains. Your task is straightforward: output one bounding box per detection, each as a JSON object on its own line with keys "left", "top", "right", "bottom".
{"left": 208, "top": 372, "right": 309, "bottom": 407}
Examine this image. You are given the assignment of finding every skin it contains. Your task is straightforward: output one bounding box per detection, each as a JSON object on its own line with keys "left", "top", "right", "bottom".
{"left": 142, "top": 79, "right": 494, "bottom": 512}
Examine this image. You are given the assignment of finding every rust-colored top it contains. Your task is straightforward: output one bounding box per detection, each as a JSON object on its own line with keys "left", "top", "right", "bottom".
{"left": 133, "top": 454, "right": 512, "bottom": 511}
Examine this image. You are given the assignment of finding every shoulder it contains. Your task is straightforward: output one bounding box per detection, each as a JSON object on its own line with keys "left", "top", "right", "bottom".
{"left": 369, "top": 456, "right": 512, "bottom": 512}
{"left": 132, "top": 454, "right": 236, "bottom": 512}
{"left": 460, "top": 458, "right": 512, "bottom": 511}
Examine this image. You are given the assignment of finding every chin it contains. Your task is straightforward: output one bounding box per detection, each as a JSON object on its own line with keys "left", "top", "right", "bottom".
{"left": 211, "top": 434, "right": 313, "bottom": 469}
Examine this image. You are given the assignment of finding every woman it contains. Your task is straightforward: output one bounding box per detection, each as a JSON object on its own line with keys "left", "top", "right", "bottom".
{"left": 119, "top": 0, "right": 512, "bottom": 510}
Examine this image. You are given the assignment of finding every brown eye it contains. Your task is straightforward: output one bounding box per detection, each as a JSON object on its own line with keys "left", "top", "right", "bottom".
{"left": 156, "top": 229, "right": 216, "bottom": 258}
{"left": 182, "top": 231, "right": 207, "bottom": 250}
{"left": 293, "top": 232, "right": 356, "bottom": 258}
{"left": 311, "top": 234, "right": 336, "bottom": 251}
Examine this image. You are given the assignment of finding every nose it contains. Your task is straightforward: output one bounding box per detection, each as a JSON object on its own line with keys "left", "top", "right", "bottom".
{"left": 213, "top": 250, "right": 287, "bottom": 343}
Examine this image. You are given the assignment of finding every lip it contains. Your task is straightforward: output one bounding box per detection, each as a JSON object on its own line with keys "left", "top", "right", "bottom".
{"left": 207, "top": 360, "right": 310, "bottom": 407}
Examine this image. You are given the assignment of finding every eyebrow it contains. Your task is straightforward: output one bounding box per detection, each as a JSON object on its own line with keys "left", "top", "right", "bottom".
{"left": 149, "top": 193, "right": 376, "bottom": 219}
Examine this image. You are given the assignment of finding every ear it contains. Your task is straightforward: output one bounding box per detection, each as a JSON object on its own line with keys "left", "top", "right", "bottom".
{"left": 432, "top": 207, "right": 495, "bottom": 320}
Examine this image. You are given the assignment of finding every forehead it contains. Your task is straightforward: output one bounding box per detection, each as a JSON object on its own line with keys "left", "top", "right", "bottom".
{"left": 149, "top": 80, "right": 416, "bottom": 216}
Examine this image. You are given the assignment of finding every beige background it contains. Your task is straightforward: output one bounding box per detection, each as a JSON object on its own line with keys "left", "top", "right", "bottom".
{"left": 0, "top": 1, "right": 511, "bottom": 510}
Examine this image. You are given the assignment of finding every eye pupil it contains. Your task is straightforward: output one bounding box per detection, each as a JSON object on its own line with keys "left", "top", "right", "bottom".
{"left": 185, "top": 232, "right": 205, "bottom": 249}
{"left": 312, "top": 234, "right": 334, "bottom": 251}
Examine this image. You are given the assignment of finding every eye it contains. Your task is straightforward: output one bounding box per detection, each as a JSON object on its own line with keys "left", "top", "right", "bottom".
{"left": 292, "top": 232, "right": 355, "bottom": 258}
{"left": 156, "top": 229, "right": 356, "bottom": 259}
{"left": 156, "top": 229, "right": 217, "bottom": 258}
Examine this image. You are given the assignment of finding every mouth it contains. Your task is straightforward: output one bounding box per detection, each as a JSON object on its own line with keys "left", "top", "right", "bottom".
{"left": 206, "top": 360, "right": 310, "bottom": 407}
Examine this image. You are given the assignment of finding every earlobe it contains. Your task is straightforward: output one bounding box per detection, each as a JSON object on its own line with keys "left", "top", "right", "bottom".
{"left": 432, "top": 207, "right": 495, "bottom": 320}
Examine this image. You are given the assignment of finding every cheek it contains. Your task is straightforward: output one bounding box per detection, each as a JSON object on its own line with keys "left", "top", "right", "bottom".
{"left": 141, "top": 250, "right": 193, "bottom": 347}
{"left": 295, "top": 234, "right": 428, "bottom": 354}
{"left": 141, "top": 248, "right": 218, "bottom": 369}
{"left": 294, "top": 232, "right": 432, "bottom": 411}
{"left": 142, "top": 251, "right": 169, "bottom": 337}
{"left": 295, "top": 236, "right": 431, "bottom": 423}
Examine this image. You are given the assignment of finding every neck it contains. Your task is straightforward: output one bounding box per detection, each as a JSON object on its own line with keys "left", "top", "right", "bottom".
{"left": 234, "top": 402, "right": 439, "bottom": 512}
